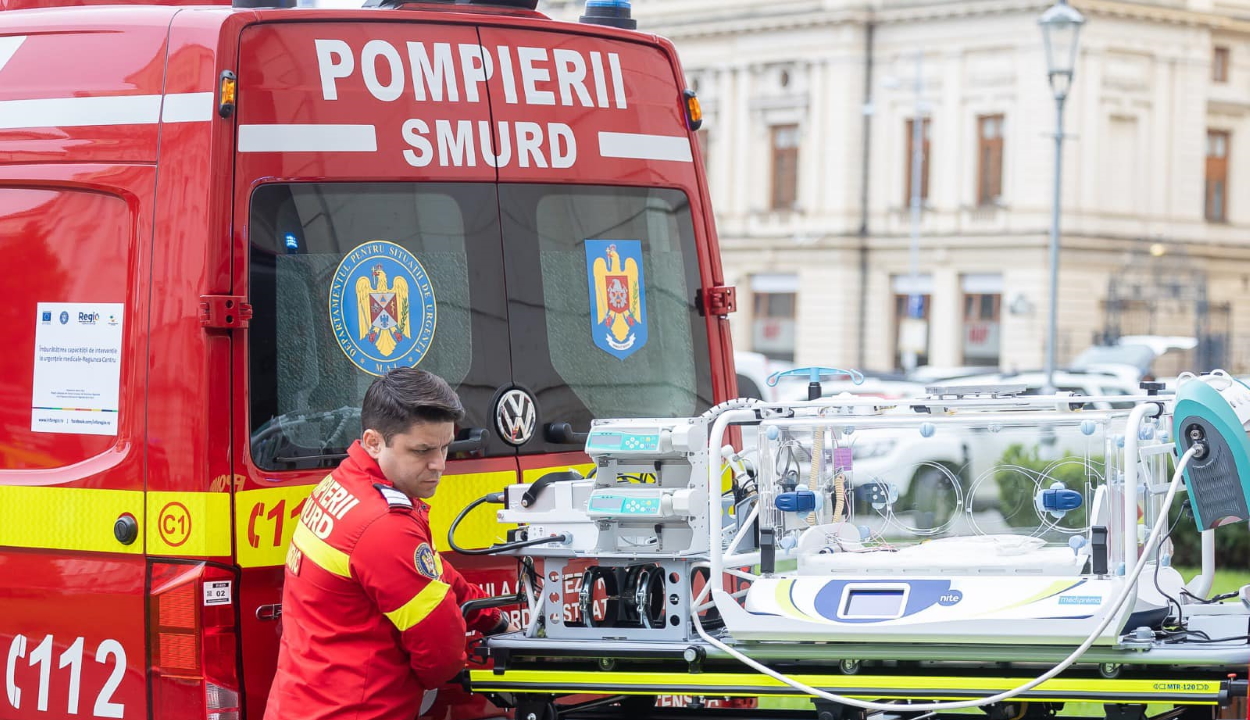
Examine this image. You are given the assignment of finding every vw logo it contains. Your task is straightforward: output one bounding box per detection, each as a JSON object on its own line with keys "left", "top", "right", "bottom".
{"left": 496, "top": 389, "right": 536, "bottom": 446}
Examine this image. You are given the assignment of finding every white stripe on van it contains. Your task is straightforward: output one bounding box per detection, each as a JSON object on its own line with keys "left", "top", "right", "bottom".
{"left": 161, "top": 92, "right": 214, "bottom": 123}
{"left": 0, "top": 93, "right": 214, "bottom": 130}
{"left": 0, "top": 36, "right": 26, "bottom": 76}
{"left": 238, "top": 124, "right": 378, "bottom": 153}
{"left": 0, "top": 94, "right": 161, "bottom": 129}
{"left": 598, "top": 132, "right": 693, "bottom": 163}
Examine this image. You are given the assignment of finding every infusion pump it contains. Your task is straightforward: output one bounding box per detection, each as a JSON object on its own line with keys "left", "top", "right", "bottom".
{"left": 497, "top": 417, "right": 710, "bottom": 557}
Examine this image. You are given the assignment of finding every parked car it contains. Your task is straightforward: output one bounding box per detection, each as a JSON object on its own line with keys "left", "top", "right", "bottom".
{"left": 1069, "top": 335, "right": 1198, "bottom": 383}
{"left": 935, "top": 369, "right": 1151, "bottom": 409}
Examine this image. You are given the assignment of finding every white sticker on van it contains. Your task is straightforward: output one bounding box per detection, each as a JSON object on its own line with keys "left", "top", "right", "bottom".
{"left": 31, "top": 302, "right": 124, "bottom": 436}
{"left": 204, "top": 580, "right": 233, "bottom": 607}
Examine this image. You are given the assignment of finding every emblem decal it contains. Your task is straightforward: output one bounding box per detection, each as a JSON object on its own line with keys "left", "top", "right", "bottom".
{"left": 328, "top": 240, "right": 437, "bottom": 376}
{"left": 415, "top": 543, "right": 439, "bottom": 580}
{"left": 586, "top": 239, "right": 648, "bottom": 359}
{"left": 496, "top": 388, "right": 536, "bottom": 446}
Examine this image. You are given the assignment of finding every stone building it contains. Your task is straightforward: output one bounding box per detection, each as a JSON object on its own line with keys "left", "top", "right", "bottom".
{"left": 546, "top": 0, "right": 1250, "bottom": 375}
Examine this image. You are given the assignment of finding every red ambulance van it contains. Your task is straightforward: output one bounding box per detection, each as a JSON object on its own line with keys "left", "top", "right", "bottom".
{"left": 0, "top": 0, "right": 737, "bottom": 717}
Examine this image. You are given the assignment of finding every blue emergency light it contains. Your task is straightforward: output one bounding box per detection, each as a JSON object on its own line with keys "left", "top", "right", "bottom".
{"left": 580, "top": 0, "right": 636, "bottom": 30}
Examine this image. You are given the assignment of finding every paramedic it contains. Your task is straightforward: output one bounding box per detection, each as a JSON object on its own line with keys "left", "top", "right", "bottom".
{"left": 266, "top": 368, "right": 515, "bottom": 720}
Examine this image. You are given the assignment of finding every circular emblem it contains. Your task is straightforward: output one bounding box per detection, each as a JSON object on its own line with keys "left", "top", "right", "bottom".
{"left": 328, "top": 240, "right": 437, "bottom": 377}
{"left": 414, "top": 543, "right": 439, "bottom": 579}
{"left": 496, "top": 388, "right": 536, "bottom": 446}
{"left": 58, "top": 311, "right": 69, "bottom": 325}
{"left": 158, "top": 501, "right": 192, "bottom": 548}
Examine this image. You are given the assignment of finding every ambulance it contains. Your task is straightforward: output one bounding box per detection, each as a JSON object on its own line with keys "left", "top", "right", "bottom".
{"left": 0, "top": 0, "right": 737, "bottom": 717}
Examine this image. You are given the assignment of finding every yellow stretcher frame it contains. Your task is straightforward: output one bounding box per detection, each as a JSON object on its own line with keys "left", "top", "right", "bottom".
{"left": 468, "top": 669, "right": 1235, "bottom": 705}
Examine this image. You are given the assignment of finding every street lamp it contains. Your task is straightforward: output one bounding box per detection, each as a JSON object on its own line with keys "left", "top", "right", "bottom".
{"left": 1039, "top": 0, "right": 1084, "bottom": 393}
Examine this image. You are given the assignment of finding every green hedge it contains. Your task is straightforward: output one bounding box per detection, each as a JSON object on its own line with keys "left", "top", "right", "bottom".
{"left": 993, "top": 444, "right": 1250, "bottom": 569}
{"left": 1167, "top": 502, "right": 1250, "bottom": 569}
{"left": 994, "top": 444, "right": 1091, "bottom": 532}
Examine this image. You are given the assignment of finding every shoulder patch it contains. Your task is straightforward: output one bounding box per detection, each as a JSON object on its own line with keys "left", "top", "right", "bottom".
{"left": 374, "top": 483, "right": 413, "bottom": 512}
{"left": 414, "top": 543, "right": 439, "bottom": 579}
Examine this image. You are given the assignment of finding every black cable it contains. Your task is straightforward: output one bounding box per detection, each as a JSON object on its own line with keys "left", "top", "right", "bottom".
{"left": 1172, "top": 634, "right": 1250, "bottom": 644}
{"left": 1159, "top": 629, "right": 1211, "bottom": 644}
{"left": 1152, "top": 508, "right": 1187, "bottom": 627}
{"left": 447, "top": 493, "right": 572, "bottom": 556}
{"left": 520, "top": 556, "right": 541, "bottom": 590}
{"left": 1182, "top": 589, "right": 1240, "bottom": 604}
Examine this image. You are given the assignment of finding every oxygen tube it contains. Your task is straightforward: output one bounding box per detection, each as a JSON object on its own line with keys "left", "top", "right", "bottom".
{"left": 695, "top": 417, "right": 1200, "bottom": 712}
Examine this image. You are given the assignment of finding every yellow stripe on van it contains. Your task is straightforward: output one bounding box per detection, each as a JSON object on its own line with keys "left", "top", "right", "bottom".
{"left": 0, "top": 486, "right": 145, "bottom": 555}
{"left": 429, "top": 470, "right": 517, "bottom": 552}
{"left": 147, "top": 491, "right": 231, "bottom": 557}
{"left": 235, "top": 484, "right": 324, "bottom": 569}
{"left": 234, "top": 470, "right": 517, "bottom": 568}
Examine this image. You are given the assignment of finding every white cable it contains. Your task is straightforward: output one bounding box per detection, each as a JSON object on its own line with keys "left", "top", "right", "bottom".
{"left": 692, "top": 446, "right": 1198, "bottom": 712}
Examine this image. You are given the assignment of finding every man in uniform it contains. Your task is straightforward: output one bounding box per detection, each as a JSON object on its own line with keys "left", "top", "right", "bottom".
{"left": 266, "top": 368, "right": 514, "bottom": 720}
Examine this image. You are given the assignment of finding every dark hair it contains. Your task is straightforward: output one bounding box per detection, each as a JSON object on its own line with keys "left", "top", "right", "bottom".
{"left": 361, "top": 368, "right": 465, "bottom": 443}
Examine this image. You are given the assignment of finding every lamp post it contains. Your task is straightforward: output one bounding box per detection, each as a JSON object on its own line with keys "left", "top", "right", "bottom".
{"left": 886, "top": 52, "right": 929, "bottom": 373}
{"left": 905, "top": 51, "right": 930, "bottom": 375}
{"left": 1039, "top": 0, "right": 1084, "bottom": 393}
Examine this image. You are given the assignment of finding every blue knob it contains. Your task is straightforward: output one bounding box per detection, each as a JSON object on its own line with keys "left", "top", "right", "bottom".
{"left": 776, "top": 491, "right": 816, "bottom": 513}
{"left": 1042, "top": 488, "right": 1084, "bottom": 512}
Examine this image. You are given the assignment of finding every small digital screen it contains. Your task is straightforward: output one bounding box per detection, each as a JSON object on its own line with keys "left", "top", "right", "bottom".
{"left": 843, "top": 589, "right": 905, "bottom": 617}
{"left": 589, "top": 432, "right": 622, "bottom": 449}
{"left": 589, "top": 496, "right": 622, "bottom": 511}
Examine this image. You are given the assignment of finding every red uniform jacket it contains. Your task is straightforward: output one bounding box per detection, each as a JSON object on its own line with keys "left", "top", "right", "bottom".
{"left": 265, "top": 441, "right": 503, "bottom": 720}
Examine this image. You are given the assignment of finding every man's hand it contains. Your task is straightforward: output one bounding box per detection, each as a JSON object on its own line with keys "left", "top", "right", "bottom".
{"left": 486, "top": 616, "right": 519, "bottom": 636}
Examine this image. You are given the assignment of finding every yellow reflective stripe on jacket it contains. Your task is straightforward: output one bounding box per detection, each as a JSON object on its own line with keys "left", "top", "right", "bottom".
{"left": 384, "top": 580, "right": 450, "bottom": 631}
{"left": 291, "top": 522, "right": 351, "bottom": 578}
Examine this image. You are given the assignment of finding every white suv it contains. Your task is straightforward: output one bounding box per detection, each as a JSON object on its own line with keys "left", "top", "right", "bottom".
{"left": 843, "top": 371, "right": 1150, "bottom": 528}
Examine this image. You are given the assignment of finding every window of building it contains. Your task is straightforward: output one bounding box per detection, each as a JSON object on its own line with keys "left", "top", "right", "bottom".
{"left": 963, "top": 293, "right": 1002, "bottom": 367}
{"left": 892, "top": 274, "right": 932, "bottom": 371}
{"left": 751, "top": 274, "right": 798, "bottom": 362}
{"left": 977, "top": 115, "right": 1005, "bottom": 206}
{"left": 893, "top": 293, "right": 930, "bottom": 370}
{"left": 961, "top": 274, "right": 1002, "bottom": 367}
{"left": 1206, "top": 130, "right": 1230, "bottom": 222}
{"left": 771, "top": 125, "right": 800, "bottom": 210}
{"left": 1214, "top": 46, "right": 1230, "bottom": 83}
{"left": 904, "top": 118, "right": 931, "bottom": 206}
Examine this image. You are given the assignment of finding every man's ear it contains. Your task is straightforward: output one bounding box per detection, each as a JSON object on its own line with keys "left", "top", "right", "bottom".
{"left": 361, "top": 428, "right": 385, "bottom": 459}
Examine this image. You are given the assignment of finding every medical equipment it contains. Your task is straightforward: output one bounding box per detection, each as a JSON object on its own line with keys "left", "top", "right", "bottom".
{"left": 461, "top": 374, "right": 1250, "bottom": 718}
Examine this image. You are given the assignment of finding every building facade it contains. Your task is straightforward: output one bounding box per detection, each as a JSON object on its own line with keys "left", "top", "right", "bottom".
{"left": 546, "top": 0, "right": 1250, "bottom": 375}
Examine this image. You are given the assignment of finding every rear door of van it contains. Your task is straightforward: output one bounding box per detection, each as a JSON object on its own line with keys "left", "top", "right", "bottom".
{"left": 228, "top": 10, "right": 731, "bottom": 717}
{"left": 229, "top": 16, "right": 522, "bottom": 718}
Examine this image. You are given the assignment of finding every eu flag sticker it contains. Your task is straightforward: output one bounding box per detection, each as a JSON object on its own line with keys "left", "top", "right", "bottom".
{"left": 586, "top": 239, "right": 647, "bottom": 360}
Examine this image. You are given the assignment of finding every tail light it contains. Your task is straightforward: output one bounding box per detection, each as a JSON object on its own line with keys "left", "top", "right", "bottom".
{"left": 148, "top": 562, "right": 242, "bottom": 720}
